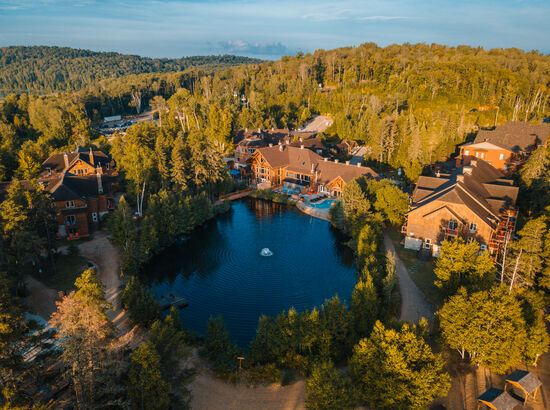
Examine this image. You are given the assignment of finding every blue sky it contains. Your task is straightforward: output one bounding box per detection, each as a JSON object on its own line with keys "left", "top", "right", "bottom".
{"left": 1, "top": 0, "right": 549, "bottom": 59}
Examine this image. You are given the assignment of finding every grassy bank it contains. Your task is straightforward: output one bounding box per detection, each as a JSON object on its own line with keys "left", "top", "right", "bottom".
{"left": 249, "top": 189, "right": 295, "bottom": 205}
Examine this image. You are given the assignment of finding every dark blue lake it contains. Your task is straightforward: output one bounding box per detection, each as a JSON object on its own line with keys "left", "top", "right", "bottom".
{"left": 143, "top": 198, "right": 356, "bottom": 348}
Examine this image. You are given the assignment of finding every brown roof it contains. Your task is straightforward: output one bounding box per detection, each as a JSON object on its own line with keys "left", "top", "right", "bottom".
{"left": 410, "top": 159, "right": 518, "bottom": 229}
{"left": 253, "top": 145, "right": 378, "bottom": 185}
{"left": 42, "top": 147, "right": 112, "bottom": 175}
{"left": 505, "top": 370, "right": 542, "bottom": 394}
{"left": 478, "top": 388, "right": 521, "bottom": 410}
{"left": 473, "top": 121, "right": 550, "bottom": 153}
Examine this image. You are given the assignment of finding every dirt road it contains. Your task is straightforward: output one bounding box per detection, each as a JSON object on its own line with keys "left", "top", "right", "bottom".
{"left": 300, "top": 115, "right": 333, "bottom": 134}
{"left": 383, "top": 233, "right": 435, "bottom": 324}
{"left": 76, "top": 230, "right": 130, "bottom": 336}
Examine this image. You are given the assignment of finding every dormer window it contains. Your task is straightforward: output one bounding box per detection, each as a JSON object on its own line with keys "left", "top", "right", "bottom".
{"left": 448, "top": 220, "right": 458, "bottom": 230}
{"left": 66, "top": 200, "right": 75, "bottom": 208}
{"left": 469, "top": 223, "right": 477, "bottom": 233}
{"left": 46, "top": 167, "right": 52, "bottom": 176}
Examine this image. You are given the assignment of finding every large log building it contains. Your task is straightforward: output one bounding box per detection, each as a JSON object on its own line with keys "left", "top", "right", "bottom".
{"left": 403, "top": 159, "right": 518, "bottom": 257}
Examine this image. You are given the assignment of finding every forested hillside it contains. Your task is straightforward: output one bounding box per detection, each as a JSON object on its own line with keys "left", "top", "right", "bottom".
{"left": 0, "top": 46, "right": 261, "bottom": 95}
{"left": 1, "top": 42, "right": 550, "bottom": 183}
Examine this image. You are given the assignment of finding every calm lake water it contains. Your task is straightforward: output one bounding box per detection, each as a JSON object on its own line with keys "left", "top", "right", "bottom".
{"left": 142, "top": 198, "right": 356, "bottom": 348}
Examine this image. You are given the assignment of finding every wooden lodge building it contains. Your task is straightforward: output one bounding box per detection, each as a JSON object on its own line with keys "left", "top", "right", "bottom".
{"left": 456, "top": 121, "right": 550, "bottom": 172}
{"left": 1, "top": 146, "right": 118, "bottom": 240}
{"left": 248, "top": 143, "right": 378, "bottom": 197}
{"left": 403, "top": 159, "right": 518, "bottom": 257}
{"left": 233, "top": 128, "right": 318, "bottom": 165}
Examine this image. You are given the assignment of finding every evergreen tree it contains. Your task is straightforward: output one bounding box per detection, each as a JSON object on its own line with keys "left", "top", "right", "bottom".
{"left": 350, "top": 271, "right": 379, "bottom": 340}
{"left": 305, "top": 362, "right": 356, "bottom": 410}
{"left": 128, "top": 343, "right": 171, "bottom": 410}
{"left": 120, "top": 276, "right": 161, "bottom": 327}
{"left": 350, "top": 321, "right": 450, "bottom": 409}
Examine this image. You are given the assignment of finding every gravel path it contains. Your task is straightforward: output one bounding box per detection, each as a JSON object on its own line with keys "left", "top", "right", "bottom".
{"left": 383, "top": 232, "right": 435, "bottom": 325}
{"left": 76, "top": 231, "right": 131, "bottom": 336}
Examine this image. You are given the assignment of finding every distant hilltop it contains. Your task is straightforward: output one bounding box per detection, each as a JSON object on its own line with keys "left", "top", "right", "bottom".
{"left": 0, "top": 46, "right": 262, "bottom": 96}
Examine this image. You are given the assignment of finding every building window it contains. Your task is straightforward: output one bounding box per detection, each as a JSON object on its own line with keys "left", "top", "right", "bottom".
{"left": 469, "top": 222, "right": 477, "bottom": 233}
{"left": 424, "top": 238, "right": 432, "bottom": 249}
{"left": 499, "top": 153, "right": 505, "bottom": 160}
{"left": 46, "top": 167, "right": 52, "bottom": 175}
{"left": 464, "top": 149, "right": 470, "bottom": 156}
{"left": 480, "top": 152, "right": 485, "bottom": 159}
{"left": 504, "top": 164, "right": 510, "bottom": 171}
{"left": 65, "top": 215, "right": 76, "bottom": 225}
{"left": 106, "top": 163, "right": 110, "bottom": 170}
{"left": 66, "top": 200, "right": 75, "bottom": 208}
{"left": 475, "top": 152, "right": 479, "bottom": 158}
{"left": 448, "top": 220, "right": 458, "bottom": 230}
{"left": 92, "top": 212, "right": 98, "bottom": 222}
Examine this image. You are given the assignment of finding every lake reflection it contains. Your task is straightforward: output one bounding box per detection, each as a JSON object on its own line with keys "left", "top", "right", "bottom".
{"left": 142, "top": 198, "right": 356, "bottom": 348}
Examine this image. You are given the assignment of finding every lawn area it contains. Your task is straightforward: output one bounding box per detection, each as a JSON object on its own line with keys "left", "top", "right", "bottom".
{"left": 386, "top": 229, "right": 443, "bottom": 307}
{"left": 36, "top": 252, "right": 89, "bottom": 292}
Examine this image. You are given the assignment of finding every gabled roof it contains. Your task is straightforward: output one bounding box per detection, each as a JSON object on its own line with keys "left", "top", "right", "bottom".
{"left": 410, "top": 159, "right": 518, "bottom": 229}
{"left": 478, "top": 388, "right": 521, "bottom": 410}
{"left": 42, "top": 147, "right": 112, "bottom": 175}
{"left": 252, "top": 144, "right": 378, "bottom": 185}
{"left": 473, "top": 121, "right": 550, "bottom": 153}
{"left": 505, "top": 370, "right": 542, "bottom": 394}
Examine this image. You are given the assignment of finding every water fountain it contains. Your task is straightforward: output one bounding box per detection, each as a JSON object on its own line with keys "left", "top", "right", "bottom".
{"left": 260, "top": 248, "right": 273, "bottom": 256}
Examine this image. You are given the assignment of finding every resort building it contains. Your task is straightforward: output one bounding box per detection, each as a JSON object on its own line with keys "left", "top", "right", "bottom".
{"left": 336, "top": 139, "right": 359, "bottom": 156}
{"left": 1, "top": 147, "right": 118, "bottom": 239}
{"left": 40, "top": 145, "right": 117, "bottom": 179}
{"left": 233, "top": 128, "right": 317, "bottom": 165}
{"left": 403, "top": 159, "right": 518, "bottom": 257}
{"left": 248, "top": 143, "right": 378, "bottom": 197}
{"left": 456, "top": 121, "right": 550, "bottom": 172}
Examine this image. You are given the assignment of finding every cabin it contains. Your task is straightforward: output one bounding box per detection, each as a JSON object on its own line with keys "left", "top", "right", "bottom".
{"left": 403, "top": 159, "right": 518, "bottom": 257}
{"left": 477, "top": 388, "right": 521, "bottom": 410}
{"left": 336, "top": 139, "right": 359, "bottom": 156}
{"left": 40, "top": 146, "right": 117, "bottom": 179}
{"left": 504, "top": 370, "right": 542, "bottom": 403}
{"left": 248, "top": 144, "right": 378, "bottom": 197}
{"left": 456, "top": 121, "right": 550, "bottom": 172}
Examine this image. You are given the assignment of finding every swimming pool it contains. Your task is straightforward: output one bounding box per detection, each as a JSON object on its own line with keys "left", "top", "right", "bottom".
{"left": 308, "top": 199, "right": 337, "bottom": 209}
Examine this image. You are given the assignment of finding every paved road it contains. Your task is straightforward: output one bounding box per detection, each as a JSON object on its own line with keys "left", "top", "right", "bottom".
{"left": 350, "top": 146, "right": 368, "bottom": 165}
{"left": 300, "top": 115, "right": 333, "bottom": 133}
{"left": 383, "top": 232, "right": 435, "bottom": 325}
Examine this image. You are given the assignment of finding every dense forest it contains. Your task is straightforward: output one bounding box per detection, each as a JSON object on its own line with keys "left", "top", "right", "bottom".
{"left": 1, "top": 42, "right": 549, "bottom": 184}
{"left": 0, "top": 46, "right": 261, "bottom": 96}
{"left": 1, "top": 41, "right": 550, "bottom": 408}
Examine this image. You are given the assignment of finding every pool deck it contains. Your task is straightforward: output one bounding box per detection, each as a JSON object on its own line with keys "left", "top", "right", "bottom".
{"left": 296, "top": 200, "right": 331, "bottom": 222}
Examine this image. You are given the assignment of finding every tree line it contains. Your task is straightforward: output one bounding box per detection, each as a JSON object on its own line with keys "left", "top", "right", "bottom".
{"left": 0, "top": 46, "right": 261, "bottom": 96}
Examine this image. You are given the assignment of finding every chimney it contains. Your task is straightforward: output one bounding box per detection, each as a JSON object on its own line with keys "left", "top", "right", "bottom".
{"left": 96, "top": 172, "right": 103, "bottom": 194}
{"left": 456, "top": 175, "right": 464, "bottom": 183}
{"left": 89, "top": 147, "right": 94, "bottom": 166}
{"left": 436, "top": 170, "right": 441, "bottom": 177}
{"left": 63, "top": 153, "right": 69, "bottom": 168}
{"left": 258, "top": 128, "right": 261, "bottom": 133}
{"left": 271, "top": 127, "right": 274, "bottom": 131}
{"left": 334, "top": 159, "right": 339, "bottom": 163}
{"left": 279, "top": 144, "right": 284, "bottom": 151}
{"left": 345, "top": 160, "right": 350, "bottom": 165}
{"left": 470, "top": 160, "right": 478, "bottom": 167}
{"left": 299, "top": 137, "right": 303, "bottom": 142}
{"left": 269, "top": 143, "right": 273, "bottom": 147}
{"left": 324, "top": 157, "right": 328, "bottom": 162}
{"left": 300, "top": 145, "right": 304, "bottom": 150}
{"left": 285, "top": 139, "right": 289, "bottom": 145}
{"left": 356, "top": 163, "right": 361, "bottom": 167}
{"left": 245, "top": 127, "right": 248, "bottom": 132}
{"left": 463, "top": 166, "right": 473, "bottom": 175}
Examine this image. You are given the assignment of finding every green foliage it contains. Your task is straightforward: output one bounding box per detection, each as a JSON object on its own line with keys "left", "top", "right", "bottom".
{"left": 0, "top": 273, "right": 54, "bottom": 407}
{"left": 438, "top": 286, "right": 548, "bottom": 373}
{"left": 0, "top": 46, "right": 261, "bottom": 96}
{"left": 305, "top": 362, "right": 356, "bottom": 410}
{"left": 148, "top": 309, "right": 193, "bottom": 406}
{"left": 249, "top": 189, "right": 293, "bottom": 204}
{"left": 128, "top": 343, "right": 171, "bottom": 410}
{"left": 120, "top": 276, "right": 161, "bottom": 327}
{"left": 519, "top": 146, "right": 550, "bottom": 215}
{"left": 74, "top": 268, "right": 110, "bottom": 313}
{"left": 350, "top": 321, "right": 450, "bottom": 409}
{"left": 204, "top": 316, "right": 241, "bottom": 379}
{"left": 249, "top": 297, "right": 353, "bottom": 374}
{"left": 350, "top": 272, "right": 379, "bottom": 340}
{"left": 434, "top": 238, "right": 496, "bottom": 297}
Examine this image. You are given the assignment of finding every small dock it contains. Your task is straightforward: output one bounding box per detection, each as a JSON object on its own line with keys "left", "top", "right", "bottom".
{"left": 217, "top": 188, "right": 253, "bottom": 203}
{"left": 159, "top": 293, "right": 189, "bottom": 311}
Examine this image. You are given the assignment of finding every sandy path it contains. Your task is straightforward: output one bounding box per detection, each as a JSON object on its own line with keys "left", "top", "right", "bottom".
{"left": 76, "top": 230, "right": 131, "bottom": 336}
{"left": 383, "top": 232, "right": 435, "bottom": 324}
{"left": 189, "top": 363, "right": 306, "bottom": 410}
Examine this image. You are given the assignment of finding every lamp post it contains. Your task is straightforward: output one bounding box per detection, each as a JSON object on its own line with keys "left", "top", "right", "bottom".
{"left": 237, "top": 356, "right": 244, "bottom": 371}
